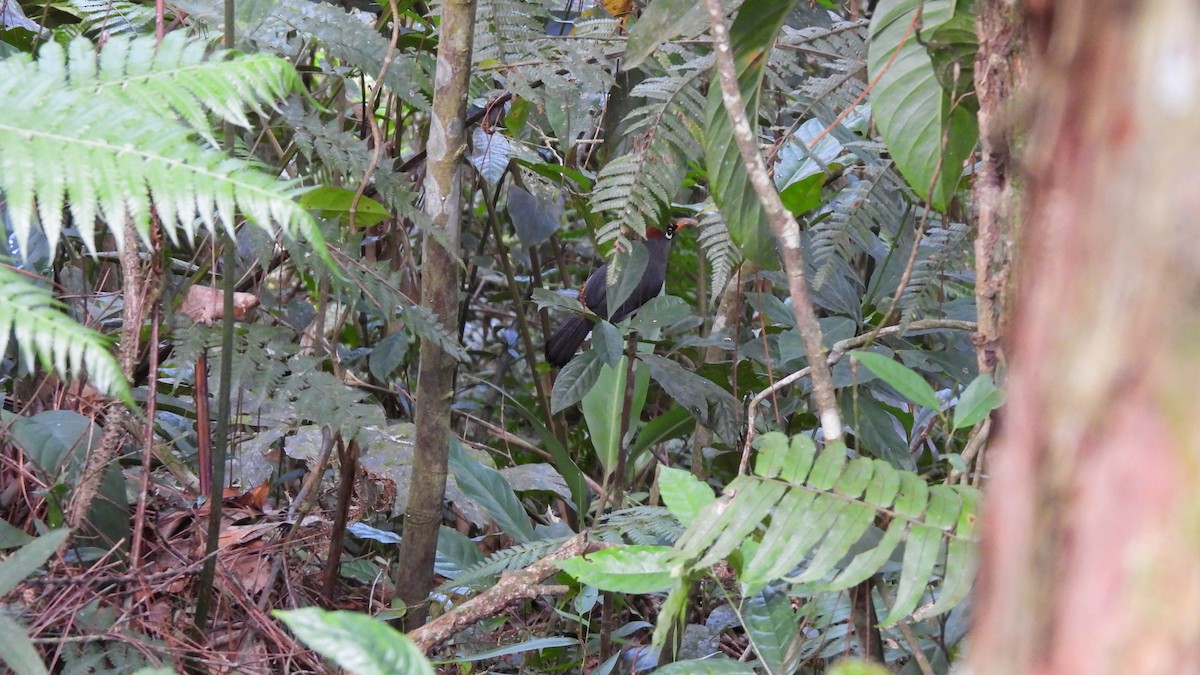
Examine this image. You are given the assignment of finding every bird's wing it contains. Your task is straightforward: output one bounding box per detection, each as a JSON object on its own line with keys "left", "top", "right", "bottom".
{"left": 580, "top": 262, "right": 610, "bottom": 319}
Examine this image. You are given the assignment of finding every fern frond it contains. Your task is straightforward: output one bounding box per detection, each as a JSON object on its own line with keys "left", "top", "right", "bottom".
{"left": 672, "top": 432, "right": 978, "bottom": 625}
{"left": 810, "top": 163, "right": 902, "bottom": 290}
{"left": 594, "top": 505, "right": 684, "bottom": 545}
{"left": 0, "top": 34, "right": 319, "bottom": 257}
{"left": 69, "top": 0, "right": 157, "bottom": 36}
{"left": 175, "top": 0, "right": 431, "bottom": 109}
{"left": 898, "top": 216, "right": 973, "bottom": 322}
{"left": 440, "top": 537, "right": 570, "bottom": 591}
{"left": 695, "top": 206, "right": 738, "bottom": 302}
{"left": 590, "top": 59, "right": 707, "bottom": 245}
{"left": 0, "top": 264, "right": 129, "bottom": 402}
{"left": 78, "top": 32, "right": 301, "bottom": 143}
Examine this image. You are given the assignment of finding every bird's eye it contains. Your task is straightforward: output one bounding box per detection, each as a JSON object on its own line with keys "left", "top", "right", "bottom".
{"left": 666, "top": 225, "right": 676, "bottom": 239}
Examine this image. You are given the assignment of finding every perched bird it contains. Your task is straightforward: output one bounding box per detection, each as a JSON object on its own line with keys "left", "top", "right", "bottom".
{"left": 545, "top": 218, "right": 695, "bottom": 366}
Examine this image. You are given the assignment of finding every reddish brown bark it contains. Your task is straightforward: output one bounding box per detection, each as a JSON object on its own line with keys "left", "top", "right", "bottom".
{"left": 972, "top": 1, "right": 1200, "bottom": 672}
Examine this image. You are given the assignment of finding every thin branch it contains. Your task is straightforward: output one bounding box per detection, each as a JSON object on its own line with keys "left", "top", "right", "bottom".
{"left": 741, "top": 319, "right": 977, "bottom": 470}
{"left": 703, "top": 0, "right": 842, "bottom": 442}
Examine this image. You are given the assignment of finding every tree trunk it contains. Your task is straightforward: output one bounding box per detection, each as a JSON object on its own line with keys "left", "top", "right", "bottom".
{"left": 971, "top": 0, "right": 1200, "bottom": 671}
{"left": 396, "top": 0, "right": 476, "bottom": 628}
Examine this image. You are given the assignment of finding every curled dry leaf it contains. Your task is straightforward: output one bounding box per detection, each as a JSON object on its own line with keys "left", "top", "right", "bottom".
{"left": 180, "top": 284, "right": 260, "bottom": 325}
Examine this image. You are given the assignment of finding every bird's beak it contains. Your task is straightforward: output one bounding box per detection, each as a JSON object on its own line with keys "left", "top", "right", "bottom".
{"left": 675, "top": 217, "right": 699, "bottom": 229}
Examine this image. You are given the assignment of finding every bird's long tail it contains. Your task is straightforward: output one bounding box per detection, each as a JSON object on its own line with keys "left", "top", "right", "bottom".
{"left": 545, "top": 315, "right": 592, "bottom": 366}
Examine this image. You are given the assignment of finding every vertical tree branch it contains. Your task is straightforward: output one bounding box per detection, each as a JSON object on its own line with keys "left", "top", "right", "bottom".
{"left": 397, "top": 0, "right": 476, "bottom": 629}
{"left": 702, "top": 0, "right": 843, "bottom": 442}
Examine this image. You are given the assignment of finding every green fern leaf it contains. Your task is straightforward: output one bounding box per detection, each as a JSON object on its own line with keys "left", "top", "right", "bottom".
{"left": 0, "top": 34, "right": 321, "bottom": 259}
{"left": 0, "top": 265, "right": 129, "bottom": 403}
{"left": 670, "top": 432, "right": 980, "bottom": 624}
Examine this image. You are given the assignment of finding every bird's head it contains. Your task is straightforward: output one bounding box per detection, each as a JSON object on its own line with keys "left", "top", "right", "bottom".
{"left": 647, "top": 217, "right": 699, "bottom": 241}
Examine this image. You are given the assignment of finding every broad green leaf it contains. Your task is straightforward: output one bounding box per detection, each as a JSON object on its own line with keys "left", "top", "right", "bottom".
{"left": 0, "top": 518, "right": 33, "bottom": 550}
{"left": 867, "top": 0, "right": 977, "bottom": 209}
{"left": 628, "top": 407, "right": 695, "bottom": 469}
{"left": 551, "top": 348, "right": 605, "bottom": 413}
{"left": 299, "top": 185, "right": 389, "bottom": 228}
{"left": 926, "top": 13, "right": 978, "bottom": 111}
{"left": 368, "top": 331, "right": 409, "bottom": 382}
{"left": 557, "top": 545, "right": 675, "bottom": 594}
{"left": 829, "top": 659, "right": 892, "bottom": 675}
{"left": 704, "top": 0, "right": 795, "bottom": 267}
{"left": 0, "top": 614, "right": 48, "bottom": 675}
{"left": 881, "top": 523, "right": 941, "bottom": 625}
{"left": 626, "top": 295, "right": 694, "bottom": 333}
{"left": 953, "top": 373, "right": 1004, "bottom": 429}
{"left": 606, "top": 241, "right": 650, "bottom": 319}
{"left": 582, "top": 356, "right": 649, "bottom": 476}
{"left": 652, "top": 659, "right": 755, "bottom": 675}
{"left": 658, "top": 466, "right": 715, "bottom": 527}
{"left": 741, "top": 590, "right": 800, "bottom": 673}
{"left": 623, "top": 0, "right": 707, "bottom": 69}
{"left": 0, "top": 528, "right": 70, "bottom": 597}
{"left": 774, "top": 118, "right": 845, "bottom": 216}
{"left": 641, "top": 354, "right": 740, "bottom": 444}
{"left": 448, "top": 441, "right": 538, "bottom": 544}
{"left": 851, "top": 350, "right": 941, "bottom": 411}
{"left": 274, "top": 608, "right": 435, "bottom": 675}
{"left": 531, "top": 287, "right": 586, "bottom": 314}
{"left": 451, "top": 637, "right": 577, "bottom": 662}
{"left": 507, "top": 185, "right": 563, "bottom": 248}
{"left": 590, "top": 320, "right": 623, "bottom": 367}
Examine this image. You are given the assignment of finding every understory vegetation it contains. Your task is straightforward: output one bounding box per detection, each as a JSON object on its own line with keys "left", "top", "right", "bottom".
{"left": 0, "top": 0, "right": 994, "bottom": 672}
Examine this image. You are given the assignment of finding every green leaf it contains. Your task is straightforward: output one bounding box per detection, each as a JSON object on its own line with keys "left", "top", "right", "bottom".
{"left": 652, "top": 658, "right": 755, "bottom": 675}
{"left": 0, "top": 34, "right": 320, "bottom": 261}
{"left": 741, "top": 590, "right": 800, "bottom": 673}
{"left": 551, "top": 348, "right": 605, "bottom": 413}
{"left": 590, "top": 320, "right": 623, "bottom": 367}
{"left": 557, "top": 545, "right": 675, "bottom": 594}
{"left": 0, "top": 268, "right": 129, "bottom": 405}
{"left": 0, "top": 614, "right": 49, "bottom": 675}
{"left": 300, "top": 186, "right": 390, "bottom": 228}
{"left": 274, "top": 608, "right": 435, "bottom": 675}
{"left": 531, "top": 287, "right": 586, "bottom": 314}
{"left": 448, "top": 441, "right": 538, "bottom": 544}
{"left": 658, "top": 466, "right": 715, "bottom": 527}
{"left": 0, "top": 518, "right": 33, "bottom": 550}
{"left": 0, "top": 528, "right": 70, "bottom": 597}
{"left": 582, "top": 356, "right": 649, "bottom": 476}
{"left": 774, "top": 118, "right": 844, "bottom": 216}
{"left": 704, "top": 0, "right": 795, "bottom": 267}
{"left": 953, "top": 373, "right": 1003, "bottom": 429}
{"left": 851, "top": 350, "right": 941, "bottom": 411}
{"left": 828, "top": 659, "right": 893, "bottom": 675}
{"left": 628, "top": 407, "right": 695, "bottom": 469}
{"left": 368, "top": 331, "right": 409, "bottom": 382}
{"left": 450, "top": 637, "right": 578, "bottom": 663}
{"left": 867, "top": 0, "right": 978, "bottom": 209}
{"left": 623, "top": 0, "right": 707, "bottom": 69}
{"left": 607, "top": 241, "right": 650, "bottom": 319}
{"left": 641, "top": 353, "right": 740, "bottom": 445}
{"left": 626, "top": 294, "right": 694, "bottom": 334}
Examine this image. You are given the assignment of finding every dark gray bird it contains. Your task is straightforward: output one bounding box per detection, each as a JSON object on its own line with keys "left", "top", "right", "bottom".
{"left": 545, "top": 218, "right": 694, "bottom": 366}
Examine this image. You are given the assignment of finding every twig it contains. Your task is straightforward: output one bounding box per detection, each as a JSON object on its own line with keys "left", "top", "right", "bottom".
{"left": 406, "top": 533, "right": 607, "bottom": 653}
{"left": 703, "top": 0, "right": 842, "bottom": 443}
{"left": 741, "top": 319, "right": 977, "bottom": 470}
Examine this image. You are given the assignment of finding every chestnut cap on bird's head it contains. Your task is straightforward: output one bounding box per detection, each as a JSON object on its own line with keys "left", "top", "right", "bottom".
{"left": 646, "top": 216, "right": 699, "bottom": 241}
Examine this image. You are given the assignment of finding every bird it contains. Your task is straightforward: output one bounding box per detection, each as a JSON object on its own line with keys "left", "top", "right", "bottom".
{"left": 544, "top": 218, "right": 695, "bottom": 367}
